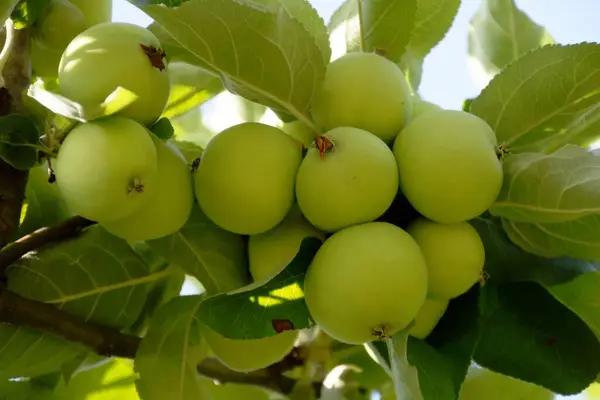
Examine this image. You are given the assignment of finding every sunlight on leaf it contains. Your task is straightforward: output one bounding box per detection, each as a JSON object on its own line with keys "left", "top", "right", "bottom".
{"left": 197, "top": 237, "right": 321, "bottom": 340}
{"left": 470, "top": 43, "right": 600, "bottom": 153}
{"left": 468, "top": 0, "right": 554, "bottom": 84}
{"left": 141, "top": 0, "right": 327, "bottom": 128}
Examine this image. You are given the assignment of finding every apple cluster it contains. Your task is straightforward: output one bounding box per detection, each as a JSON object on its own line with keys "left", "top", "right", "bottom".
{"left": 195, "top": 52, "right": 505, "bottom": 345}
{"left": 52, "top": 22, "right": 194, "bottom": 243}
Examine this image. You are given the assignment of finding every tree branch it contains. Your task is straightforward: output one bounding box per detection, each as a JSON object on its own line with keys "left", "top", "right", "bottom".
{"left": 0, "top": 281, "right": 318, "bottom": 395}
{"left": 0, "top": 215, "right": 95, "bottom": 276}
{"left": 0, "top": 21, "right": 31, "bottom": 250}
{"left": 0, "top": 284, "right": 141, "bottom": 358}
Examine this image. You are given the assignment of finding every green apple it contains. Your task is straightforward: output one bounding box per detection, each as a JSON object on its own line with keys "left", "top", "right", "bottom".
{"left": 69, "top": 0, "right": 112, "bottom": 26}
{"left": 459, "top": 368, "right": 554, "bottom": 400}
{"left": 393, "top": 110, "right": 503, "bottom": 224}
{"left": 58, "top": 22, "right": 171, "bottom": 126}
{"left": 101, "top": 134, "right": 193, "bottom": 241}
{"left": 281, "top": 120, "right": 317, "bottom": 148}
{"left": 18, "top": 161, "right": 72, "bottom": 237}
{"left": 194, "top": 122, "right": 303, "bottom": 235}
{"left": 412, "top": 97, "right": 442, "bottom": 119}
{"left": 249, "top": 204, "right": 325, "bottom": 282}
{"left": 202, "top": 325, "right": 298, "bottom": 373}
{"left": 54, "top": 117, "right": 158, "bottom": 222}
{"left": 30, "top": 38, "right": 64, "bottom": 78}
{"left": 409, "top": 298, "right": 449, "bottom": 339}
{"left": 295, "top": 127, "right": 399, "bottom": 233}
{"left": 30, "top": 0, "right": 88, "bottom": 78}
{"left": 311, "top": 52, "right": 413, "bottom": 143}
{"left": 34, "top": 0, "right": 87, "bottom": 50}
{"left": 203, "top": 379, "right": 287, "bottom": 400}
{"left": 304, "top": 222, "right": 428, "bottom": 344}
{"left": 407, "top": 218, "right": 485, "bottom": 300}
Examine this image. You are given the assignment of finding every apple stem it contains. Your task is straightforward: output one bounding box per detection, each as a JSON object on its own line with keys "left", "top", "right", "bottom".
{"left": 314, "top": 135, "right": 334, "bottom": 160}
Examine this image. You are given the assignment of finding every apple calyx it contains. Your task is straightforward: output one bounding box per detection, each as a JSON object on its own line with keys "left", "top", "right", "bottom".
{"left": 128, "top": 177, "right": 145, "bottom": 194}
{"left": 314, "top": 135, "right": 335, "bottom": 160}
{"left": 371, "top": 323, "right": 392, "bottom": 340}
{"left": 140, "top": 43, "right": 167, "bottom": 71}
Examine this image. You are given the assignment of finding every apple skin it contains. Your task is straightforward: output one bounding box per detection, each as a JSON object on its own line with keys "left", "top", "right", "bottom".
{"left": 101, "top": 134, "right": 194, "bottom": 241}
{"left": 35, "top": 0, "right": 87, "bottom": 50}
{"left": 280, "top": 120, "right": 317, "bottom": 149}
{"left": 194, "top": 122, "right": 303, "bottom": 235}
{"left": 18, "top": 161, "right": 73, "bottom": 238}
{"left": 202, "top": 379, "right": 287, "bottom": 400}
{"left": 69, "top": 0, "right": 113, "bottom": 26}
{"left": 248, "top": 204, "right": 325, "bottom": 282}
{"left": 201, "top": 325, "right": 298, "bottom": 373}
{"left": 411, "top": 97, "right": 442, "bottom": 119}
{"left": 409, "top": 297, "right": 449, "bottom": 339}
{"left": 58, "top": 22, "right": 171, "bottom": 126}
{"left": 295, "top": 127, "right": 399, "bottom": 233}
{"left": 54, "top": 117, "right": 158, "bottom": 223}
{"left": 304, "top": 222, "right": 428, "bottom": 344}
{"left": 407, "top": 218, "right": 485, "bottom": 300}
{"left": 30, "top": 0, "right": 88, "bottom": 78}
{"left": 459, "top": 367, "right": 554, "bottom": 400}
{"left": 311, "top": 52, "right": 413, "bottom": 143}
{"left": 393, "top": 110, "right": 503, "bottom": 224}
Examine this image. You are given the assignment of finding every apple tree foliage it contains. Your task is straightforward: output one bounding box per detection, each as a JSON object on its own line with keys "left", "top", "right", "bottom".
{"left": 0, "top": 0, "right": 599, "bottom": 399}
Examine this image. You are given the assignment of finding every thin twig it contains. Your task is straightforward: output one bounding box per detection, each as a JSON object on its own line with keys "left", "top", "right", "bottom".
{"left": 0, "top": 216, "right": 96, "bottom": 275}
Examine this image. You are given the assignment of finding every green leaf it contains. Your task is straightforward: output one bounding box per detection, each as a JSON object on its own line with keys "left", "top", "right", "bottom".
{"left": 502, "top": 215, "right": 600, "bottom": 260}
{"left": 386, "top": 332, "right": 423, "bottom": 400}
{"left": 410, "top": 287, "right": 482, "bottom": 400}
{"left": 406, "top": 0, "right": 460, "bottom": 58}
{"left": 469, "top": 43, "right": 600, "bottom": 153}
{"left": 0, "top": 378, "right": 53, "bottom": 399}
{"left": 139, "top": 0, "right": 327, "bottom": 128}
{"left": 470, "top": 216, "right": 596, "bottom": 285}
{"left": 328, "top": 0, "right": 419, "bottom": 63}
{"left": 135, "top": 295, "right": 210, "bottom": 400}
{"left": 10, "top": 0, "right": 51, "bottom": 28}
{"left": 0, "top": 114, "right": 43, "bottom": 170}
{"left": 53, "top": 358, "right": 139, "bottom": 399}
{"left": 0, "top": 324, "right": 83, "bottom": 379}
{"left": 253, "top": 0, "right": 331, "bottom": 65}
{"left": 490, "top": 145, "right": 600, "bottom": 223}
{"left": 128, "top": 266, "right": 186, "bottom": 336}
{"left": 468, "top": 0, "right": 554, "bottom": 77}
{"left": 27, "top": 83, "right": 139, "bottom": 123}
{"left": 17, "top": 161, "right": 73, "bottom": 238}
{"left": 149, "top": 117, "right": 174, "bottom": 141}
{"left": 147, "top": 205, "right": 249, "bottom": 296}
{"left": 327, "top": 0, "right": 361, "bottom": 54}
{"left": 474, "top": 282, "right": 600, "bottom": 395}
{"left": 398, "top": 50, "right": 423, "bottom": 93}
{"left": 361, "top": 0, "right": 418, "bottom": 63}
{"left": 6, "top": 225, "right": 167, "bottom": 330}
{"left": 547, "top": 271, "right": 600, "bottom": 341}
{"left": 162, "top": 61, "right": 223, "bottom": 119}
{"left": 333, "top": 346, "right": 390, "bottom": 390}
{"left": 197, "top": 237, "right": 322, "bottom": 340}
{"left": 170, "top": 137, "right": 204, "bottom": 163}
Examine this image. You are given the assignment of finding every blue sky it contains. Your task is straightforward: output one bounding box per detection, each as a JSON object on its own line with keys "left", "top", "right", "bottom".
{"left": 110, "top": 2, "right": 600, "bottom": 398}
{"left": 112, "top": 0, "right": 600, "bottom": 111}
